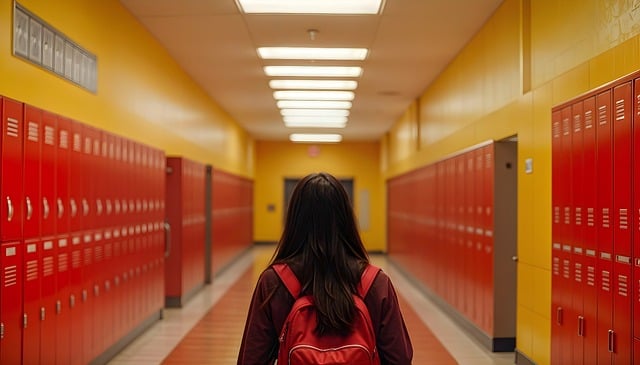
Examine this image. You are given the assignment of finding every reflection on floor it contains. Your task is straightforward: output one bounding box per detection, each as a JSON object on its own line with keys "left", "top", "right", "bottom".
{"left": 107, "top": 245, "right": 516, "bottom": 365}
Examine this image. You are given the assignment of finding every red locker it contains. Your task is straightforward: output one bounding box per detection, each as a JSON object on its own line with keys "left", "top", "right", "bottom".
{"left": 634, "top": 77, "right": 640, "bottom": 342}
{"left": 40, "top": 238, "right": 57, "bottom": 361}
{"left": 22, "top": 104, "right": 42, "bottom": 365}
{"left": 481, "top": 144, "right": 494, "bottom": 335}
{"left": 23, "top": 105, "right": 42, "bottom": 240}
{"left": 54, "top": 115, "right": 72, "bottom": 365}
{"left": 1, "top": 97, "right": 24, "bottom": 242}
{"left": 571, "top": 100, "right": 585, "bottom": 365}
{"left": 1, "top": 241, "right": 23, "bottom": 364}
{"left": 22, "top": 239, "right": 41, "bottom": 365}
{"left": 596, "top": 89, "right": 614, "bottom": 365}
{"left": 551, "top": 108, "right": 562, "bottom": 365}
{"left": 581, "top": 96, "right": 598, "bottom": 365}
{"left": 611, "top": 82, "right": 632, "bottom": 364}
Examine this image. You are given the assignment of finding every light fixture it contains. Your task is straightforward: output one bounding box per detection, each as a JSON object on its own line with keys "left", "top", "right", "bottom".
{"left": 237, "top": 0, "right": 383, "bottom": 14}
{"left": 277, "top": 100, "right": 353, "bottom": 109}
{"left": 264, "top": 66, "right": 362, "bottom": 78}
{"left": 280, "top": 109, "right": 350, "bottom": 117}
{"left": 269, "top": 80, "right": 358, "bottom": 90}
{"left": 285, "top": 121, "right": 347, "bottom": 128}
{"left": 283, "top": 116, "right": 348, "bottom": 124}
{"left": 258, "top": 47, "right": 368, "bottom": 60}
{"left": 290, "top": 133, "right": 343, "bottom": 143}
{"left": 274, "top": 90, "right": 355, "bottom": 101}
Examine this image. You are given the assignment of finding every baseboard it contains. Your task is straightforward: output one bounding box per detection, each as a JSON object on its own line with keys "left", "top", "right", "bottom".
{"left": 89, "top": 309, "right": 162, "bottom": 365}
{"left": 388, "top": 257, "right": 515, "bottom": 353}
{"left": 515, "top": 349, "right": 536, "bottom": 364}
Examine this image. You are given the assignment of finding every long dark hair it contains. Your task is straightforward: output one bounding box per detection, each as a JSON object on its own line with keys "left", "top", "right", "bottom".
{"left": 271, "top": 172, "right": 370, "bottom": 336}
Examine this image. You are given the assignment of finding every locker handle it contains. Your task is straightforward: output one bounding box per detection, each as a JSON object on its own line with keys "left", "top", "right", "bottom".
{"left": 40, "top": 307, "right": 45, "bottom": 321}
{"left": 43, "top": 197, "right": 50, "bottom": 219}
{"left": 6, "top": 196, "right": 14, "bottom": 221}
{"left": 82, "top": 289, "right": 87, "bottom": 302}
{"left": 82, "top": 199, "right": 89, "bottom": 217}
{"left": 556, "top": 307, "right": 563, "bottom": 325}
{"left": 70, "top": 199, "right": 77, "bottom": 217}
{"left": 164, "top": 221, "right": 172, "bottom": 258}
{"left": 96, "top": 199, "right": 103, "bottom": 216}
{"left": 57, "top": 198, "right": 64, "bottom": 219}
{"left": 0, "top": 323, "right": 3, "bottom": 339}
{"left": 56, "top": 300, "right": 62, "bottom": 314}
{"left": 608, "top": 329, "right": 615, "bottom": 353}
{"left": 70, "top": 294, "right": 75, "bottom": 308}
{"left": 26, "top": 196, "right": 33, "bottom": 220}
{"left": 23, "top": 313, "right": 27, "bottom": 328}
{"left": 578, "top": 316, "right": 584, "bottom": 336}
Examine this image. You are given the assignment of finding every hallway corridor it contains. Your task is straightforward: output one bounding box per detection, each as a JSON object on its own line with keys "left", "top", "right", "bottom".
{"left": 107, "top": 245, "right": 516, "bottom": 365}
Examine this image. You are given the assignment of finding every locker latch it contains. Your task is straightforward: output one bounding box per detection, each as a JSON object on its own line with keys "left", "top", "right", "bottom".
{"left": 70, "top": 294, "right": 76, "bottom": 308}
{"left": 0, "top": 323, "right": 4, "bottom": 339}
{"left": 556, "top": 307, "right": 563, "bottom": 325}
{"left": 40, "top": 307, "right": 45, "bottom": 321}
{"left": 608, "top": 329, "right": 615, "bottom": 353}
{"left": 56, "top": 300, "right": 62, "bottom": 314}
{"left": 577, "top": 316, "right": 584, "bottom": 336}
{"left": 23, "top": 314, "right": 27, "bottom": 328}
{"left": 82, "top": 290, "right": 87, "bottom": 302}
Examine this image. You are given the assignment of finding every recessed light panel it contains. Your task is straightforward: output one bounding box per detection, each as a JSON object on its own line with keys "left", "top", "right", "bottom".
{"left": 269, "top": 80, "right": 358, "bottom": 90}
{"left": 283, "top": 116, "right": 348, "bottom": 124}
{"left": 285, "top": 121, "right": 347, "bottom": 128}
{"left": 237, "top": 0, "right": 383, "bottom": 14}
{"left": 274, "top": 90, "right": 355, "bottom": 101}
{"left": 280, "top": 109, "right": 350, "bottom": 117}
{"left": 258, "top": 47, "right": 368, "bottom": 60}
{"left": 290, "top": 133, "right": 343, "bottom": 143}
{"left": 277, "top": 100, "right": 353, "bottom": 109}
{"left": 264, "top": 66, "right": 362, "bottom": 78}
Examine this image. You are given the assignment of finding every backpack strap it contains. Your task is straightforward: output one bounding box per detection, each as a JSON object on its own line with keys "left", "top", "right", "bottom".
{"left": 273, "top": 263, "right": 301, "bottom": 298}
{"left": 357, "top": 264, "right": 380, "bottom": 298}
{"left": 273, "top": 263, "right": 380, "bottom": 299}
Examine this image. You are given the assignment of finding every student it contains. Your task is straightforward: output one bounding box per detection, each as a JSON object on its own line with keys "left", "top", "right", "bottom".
{"left": 237, "top": 172, "right": 413, "bottom": 365}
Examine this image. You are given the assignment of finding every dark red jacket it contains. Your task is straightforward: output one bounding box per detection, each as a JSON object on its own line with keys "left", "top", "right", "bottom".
{"left": 237, "top": 266, "right": 413, "bottom": 365}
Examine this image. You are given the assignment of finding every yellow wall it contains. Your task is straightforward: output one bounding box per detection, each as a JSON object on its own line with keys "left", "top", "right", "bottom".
{"left": 254, "top": 141, "right": 385, "bottom": 252}
{"left": 383, "top": 0, "right": 640, "bottom": 364}
{"left": 0, "top": 0, "right": 253, "bottom": 176}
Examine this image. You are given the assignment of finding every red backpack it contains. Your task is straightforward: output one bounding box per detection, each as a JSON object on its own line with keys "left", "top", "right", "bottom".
{"left": 273, "top": 263, "right": 381, "bottom": 365}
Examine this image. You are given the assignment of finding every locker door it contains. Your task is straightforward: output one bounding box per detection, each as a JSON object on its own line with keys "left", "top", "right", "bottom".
{"left": 473, "top": 148, "right": 484, "bottom": 329}
{"left": 634, "top": 77, "right": 640, "bottom": 344}
{"left": 41, "top": 113, "right": 58, "bottom": 361}
{"left": 23, "top": 105, "right": 41, "bottom": 240}
{"left": 40, "top": 238, "right": 57, "bottom": 362}
{"left": 596, "top": 89, "right": 614, "bottom": 365}
{"left": 69, "top": 120, "right": 86, "bottom": 365}
{"left": 22, "top": 239, "right": 41, "bottom": 365}
{"left": 551, "top": 108, "right": 562, "bottom": 365}
{"left": 23, "top": 104, "right": 42, "bottom": 365}
{"left": 611, "top": 82, "right": 632, "bottom": 364}
{"left": 560, "top": 105, "right": 573, "bottom": 365}
{"left": 54, "top": 115, "right": 72, "bottom": 365}
{"left": 571, "top": 100, "right": 585, "bottom": 365}
{"left": 481, "top": 143, "right": 494, "bottom": 335}
{"left": 1, "top": 241, "right": 23, "bottom": 365}
{"left": 1, "top": 97, "right": 24, "bottom": 242}
{"left": 581, "top": 96, "right": 598, "bottom": 365}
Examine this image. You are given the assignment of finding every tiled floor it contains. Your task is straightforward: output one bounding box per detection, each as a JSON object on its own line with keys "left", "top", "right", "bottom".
{"left": 107, "top": 245, "right": 516, "bottom": 365}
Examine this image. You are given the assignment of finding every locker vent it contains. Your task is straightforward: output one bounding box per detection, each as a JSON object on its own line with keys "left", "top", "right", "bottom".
{"left": 3, "top": 265, "right": 17, "bottom": 287}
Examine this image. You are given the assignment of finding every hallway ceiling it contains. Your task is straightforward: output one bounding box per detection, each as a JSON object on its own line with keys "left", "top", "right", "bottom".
{"left": 119, "top": 0, "right": 503, "bottom": 142}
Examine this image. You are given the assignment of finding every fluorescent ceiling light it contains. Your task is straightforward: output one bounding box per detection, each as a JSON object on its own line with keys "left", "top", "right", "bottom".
{"left": 290, "top": 133, "right": 343, "bottom": 143}
{"left": 283, "top": 116, "right": 348, "bottom": 124}
{"left": 269, "top": 80, "right": 358, "bottom": 90}
{"left": 264, "top": 66, "right": 362, "bottom": 78}
{"left": 280, "top": 109, "right": 350, "bottom": 117}
{"left": 277, "top": 100, "right": 353, "bottom": 109}
{"left": 274, "top": 90, "right": 355, "bottom": 101}
{"left": 258, "top": 47, "right": 368, "bottom": 60}
{"left": 237, "top": 0, "right": 383, "bottom": 14}
{"left": 285, "top": 121, "right": 347, "bottom": 128}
